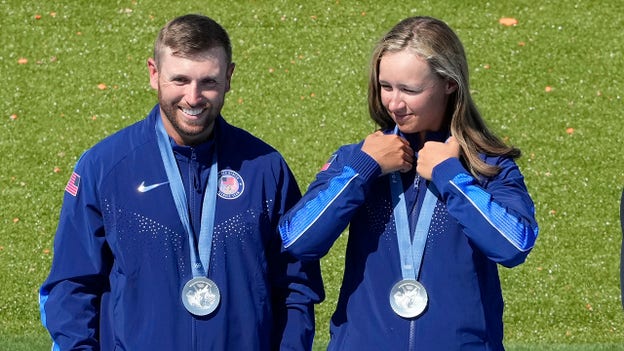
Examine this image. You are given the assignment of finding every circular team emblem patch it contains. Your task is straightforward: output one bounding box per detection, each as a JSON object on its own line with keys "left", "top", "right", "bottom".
{"left": 217, "top": 170, "right": 244, "bottom": 199}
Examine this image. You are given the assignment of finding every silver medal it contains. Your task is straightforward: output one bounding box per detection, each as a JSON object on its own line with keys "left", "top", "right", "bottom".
{"left": 389, "top": 279, "right": 428, "bottom": 318}
{"left": 182, "top": 277, "right": 220, "bottom": 316}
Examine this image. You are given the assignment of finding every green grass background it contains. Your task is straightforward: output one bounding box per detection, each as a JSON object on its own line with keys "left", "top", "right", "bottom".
{"left": 1, "top": 0, "right": 623, "bottom": 350}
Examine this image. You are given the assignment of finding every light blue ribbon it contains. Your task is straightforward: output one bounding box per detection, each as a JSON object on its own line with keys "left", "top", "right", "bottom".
{"left": 155, "top": 117, "right": 218, "bottom": 278}
{"left": 390, "top": 125, "right": 437, "bottom": 280}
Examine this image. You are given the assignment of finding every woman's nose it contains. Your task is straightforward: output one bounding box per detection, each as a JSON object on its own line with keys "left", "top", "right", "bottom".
{"left": 386, "top": 91, "right": 405, "bottom": 111}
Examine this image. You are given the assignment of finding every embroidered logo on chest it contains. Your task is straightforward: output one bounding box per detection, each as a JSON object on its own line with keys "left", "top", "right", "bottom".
{"left": 217, "top": 170, "right": 244, "bottom": 199}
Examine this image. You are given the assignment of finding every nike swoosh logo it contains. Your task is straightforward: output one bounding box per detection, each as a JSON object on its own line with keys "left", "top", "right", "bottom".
{"left": 137, "top": 181, "right": 169, "bottom": 193}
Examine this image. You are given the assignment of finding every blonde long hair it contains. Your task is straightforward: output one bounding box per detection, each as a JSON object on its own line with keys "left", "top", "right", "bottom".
{"left": 368, "top": 16, "right": 520, "bottom": 178}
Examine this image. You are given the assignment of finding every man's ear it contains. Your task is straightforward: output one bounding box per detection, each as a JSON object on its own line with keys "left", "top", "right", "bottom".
{"left": 225, "top": 62, "right": 235, "bottom": 93}
{"left": 147, "top": 58, "right": 159, "bottom": 90}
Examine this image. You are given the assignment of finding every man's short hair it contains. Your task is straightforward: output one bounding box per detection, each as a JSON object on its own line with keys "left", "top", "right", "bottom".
{"left": 154, "top": 14, "right": 232, "bottom": 68}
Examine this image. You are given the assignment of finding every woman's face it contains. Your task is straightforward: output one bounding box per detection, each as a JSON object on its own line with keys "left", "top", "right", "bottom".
{"left": 378, "top": 50, "right": 456, "bottom": 135}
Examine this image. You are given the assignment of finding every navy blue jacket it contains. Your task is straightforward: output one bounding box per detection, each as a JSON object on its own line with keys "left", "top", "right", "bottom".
{"left": 279, "top": 132, "right": 538, "bottom": 351}
{"left": 40, "top": 105, "right": 324, "bottom": 350}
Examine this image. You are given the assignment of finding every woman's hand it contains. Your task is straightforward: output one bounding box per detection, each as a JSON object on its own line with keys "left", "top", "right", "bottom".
{"left": 417, "top": 136, "right": 460, "bottom": 180}
{"left": 361, "top": 131, "right": 414, "bottom": 175}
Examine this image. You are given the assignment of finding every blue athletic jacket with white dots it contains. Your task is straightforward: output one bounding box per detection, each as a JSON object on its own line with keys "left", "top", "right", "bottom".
{"left": 39, "top": 104, "right": 324, "bottom": 351}
{"left": 279, "top": 130, "right": 538, "bottom": 351}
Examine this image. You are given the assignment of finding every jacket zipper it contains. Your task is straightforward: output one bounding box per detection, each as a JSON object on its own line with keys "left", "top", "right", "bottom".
{"left": 408, "top": 320, "right": 416, "bottom": 351}
{"left": 190, "top": 149, "right": 199, "bottom": 351}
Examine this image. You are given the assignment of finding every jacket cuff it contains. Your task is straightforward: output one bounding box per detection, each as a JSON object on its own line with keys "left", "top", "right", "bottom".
{"left": 348, "top": 149, "right": 382, "bottom": 182}
{"left": 431, "top": 157, "right": 470, "bottom": 192}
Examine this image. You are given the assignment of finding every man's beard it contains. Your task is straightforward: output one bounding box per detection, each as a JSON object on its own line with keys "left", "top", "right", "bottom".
{"left": 158, "top": 92, "right": 217, "bottom": 142}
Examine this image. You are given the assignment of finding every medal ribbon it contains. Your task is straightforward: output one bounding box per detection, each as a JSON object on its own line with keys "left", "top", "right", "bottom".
{"left": 155, "top": 117, "right": 218, "bottom": 278}
{"left": 390, "top": 126, "right": 437, "bottom": 280}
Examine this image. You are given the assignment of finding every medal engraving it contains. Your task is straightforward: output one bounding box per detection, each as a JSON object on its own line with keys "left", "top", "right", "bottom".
{"left": 389, "top": 279, "right": 428, "bottom": 318}
{"left": 182, "top": 277, "right": 220, "bottom": 316}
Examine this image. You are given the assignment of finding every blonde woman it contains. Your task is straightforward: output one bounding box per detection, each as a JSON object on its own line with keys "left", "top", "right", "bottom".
{"left": 280, "top": 16, "right": 538, "bottom": 350}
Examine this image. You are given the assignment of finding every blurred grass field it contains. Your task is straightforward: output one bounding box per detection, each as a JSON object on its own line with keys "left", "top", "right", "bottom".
{"left": 1, "top": 1, "right": 623, "bottom": 350}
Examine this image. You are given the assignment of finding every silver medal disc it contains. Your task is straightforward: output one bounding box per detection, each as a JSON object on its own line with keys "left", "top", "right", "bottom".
{"left": 182, "top": 277, "right": 220, "bottom": 316}
{"left": 389, "top": 279, "right": 428, "bottom": 318}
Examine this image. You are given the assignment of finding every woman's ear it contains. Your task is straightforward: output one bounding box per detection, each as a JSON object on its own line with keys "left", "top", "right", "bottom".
{"left": 446, "top": 79, "right": 458, "bottom": 94}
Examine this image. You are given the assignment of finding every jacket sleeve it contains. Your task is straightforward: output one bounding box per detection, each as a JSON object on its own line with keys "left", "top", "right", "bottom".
{"left": 278, "top": 144, "right": 382, "bottom": 260}
{"left": 431, "top": 156, "right": 539, "bottom": 268}
{"left": 39, "top": 154, "right": 110, "bottom": 350}
{"left": 270, "top": 158, "right": 325, "bottom": 351}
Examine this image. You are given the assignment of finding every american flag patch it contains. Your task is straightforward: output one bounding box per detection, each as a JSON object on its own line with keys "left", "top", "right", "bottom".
{"left": 320, "top": 154, "right": 337, "bottom": 171}
{"left": 65, "top": 172, "right": 81, "bottom": 196}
